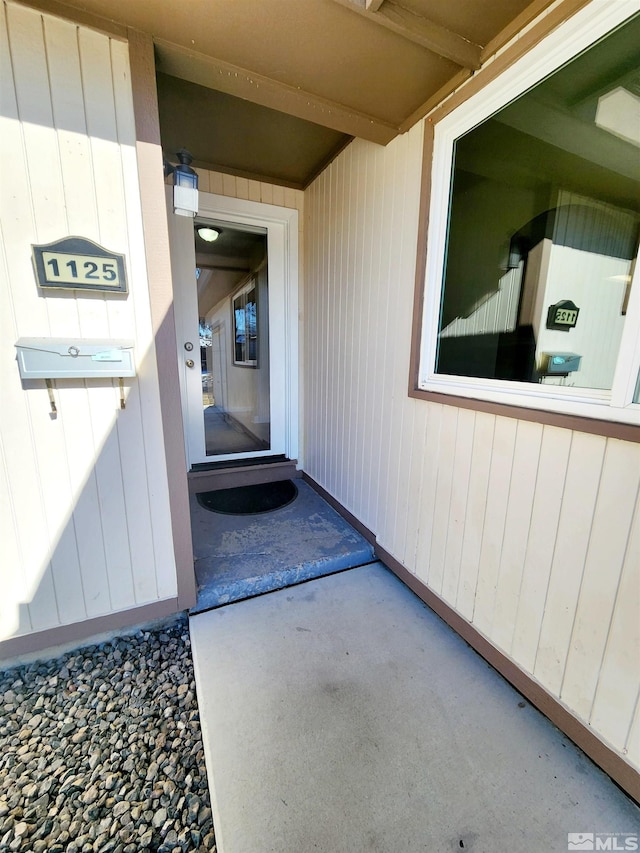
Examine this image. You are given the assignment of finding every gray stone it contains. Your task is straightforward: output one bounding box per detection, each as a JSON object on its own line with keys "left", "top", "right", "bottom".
{"left": 0, "top": 618, "right": 214, "bottom": 853}
{"left": 81, "top": 786, "right": 99, "bottom": 806}
{"left": 152, "top": 807, "right": 167, "bottom": 828}
{"left": 113, "top": 801, "right": 129, "bottom": 818}
{"left": 139, "top": 829, "right": 153, "bottom": 847}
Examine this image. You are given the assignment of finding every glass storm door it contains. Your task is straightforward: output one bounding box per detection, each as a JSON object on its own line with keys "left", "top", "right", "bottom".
{"left": 167, "top": 190, "right": 294, "bottom": 468}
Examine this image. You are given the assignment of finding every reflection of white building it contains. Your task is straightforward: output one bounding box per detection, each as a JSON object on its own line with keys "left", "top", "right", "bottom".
{"left": 439, "top": 191, "right": 638, "bottom": 390}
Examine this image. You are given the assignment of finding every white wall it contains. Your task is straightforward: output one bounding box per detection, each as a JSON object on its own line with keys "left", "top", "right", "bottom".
{"left": 535, "top": 192, "right": 637, "bottom": 390}
{"left": 0, "top": 1, "right": 177, "bottom": 645}
{"left": 303, "top": 127, "right": 640, "bottom": 773}
{"left": 207, "top": 274, "right": 270, "bottom": 444}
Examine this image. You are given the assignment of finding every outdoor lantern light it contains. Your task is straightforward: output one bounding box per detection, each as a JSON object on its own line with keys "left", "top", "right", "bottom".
{"left": 165, "top": 149, "right": 199, "bottom": 217}
{"left": 197, "top": 227, "right": 221, "bottom": 242}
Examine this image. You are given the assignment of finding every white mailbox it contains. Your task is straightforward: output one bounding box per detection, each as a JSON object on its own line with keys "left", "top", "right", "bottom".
{"left": 15, "top": 338, "right": 136, "bottom": 379}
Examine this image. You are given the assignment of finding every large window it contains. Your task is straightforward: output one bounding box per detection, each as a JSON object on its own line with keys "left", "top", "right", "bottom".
{"left": 419, "top": 2, "right": 640, "bottom": 425}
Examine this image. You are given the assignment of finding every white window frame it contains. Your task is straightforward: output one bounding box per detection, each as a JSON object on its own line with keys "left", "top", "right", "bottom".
{"left": 419, "top": 0, "right": 640, "bottom": 425}
{"left": 232, "top": 277, "right": 258, "bottom": 367}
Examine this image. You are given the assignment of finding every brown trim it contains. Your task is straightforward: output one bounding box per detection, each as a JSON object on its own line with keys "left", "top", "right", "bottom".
{"left": 378, "top": 545, "right": 640, "bottom": 805}
{"left": 398, "top": 69, "right": 472, "bottom": 136}
{"left": 480, "top": 0, "right": 563, "bottom": 62}
{"left": 14, "top": 0, "right": 127, "bottom": 38}
{"left": 0, "top": 598, "right": 179, "bottom": 662}
{"left": 408, "top": 389, "right": 640, "bottom": 443}
{"left": 408, "top": 0, "right": 640, "bottom": 444}
{"left": 302, "top": 473, "right": 640, "bottom": 803}
{"left": 430, "top": 0, "right": 593, "bottom": 125}
{"left": 155, "top": 38, "right": 398, "bottom": 146}
{"left": 407, "top": 118, "right": 434, "bottom": 397}
{"left": 127, "top": 29, "right": 197, "bottom": 611}
{"left": 331, "top": 0, "right": 482, "bottom": 69}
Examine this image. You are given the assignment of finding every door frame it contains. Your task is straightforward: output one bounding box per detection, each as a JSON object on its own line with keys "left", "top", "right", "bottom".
{"left": 168, "top": 190, "right": 299, "bottom": 468}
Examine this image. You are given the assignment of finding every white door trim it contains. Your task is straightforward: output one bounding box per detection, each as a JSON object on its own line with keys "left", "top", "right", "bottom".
{"left": 169, "top": 190, "right": 299, "bottom": 467}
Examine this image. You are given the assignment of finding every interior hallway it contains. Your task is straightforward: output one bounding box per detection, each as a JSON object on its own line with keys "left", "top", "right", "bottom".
{"left": 190, "top": 563, "right": 640, "bottom": 853}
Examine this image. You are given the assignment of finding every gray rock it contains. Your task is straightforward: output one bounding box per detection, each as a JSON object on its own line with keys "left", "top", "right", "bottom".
{"left": 152, "top": 807, "right": 167, "bottom": 828}
{"left": 113, "top": 801, "right": 129, "bottom": 818}
{"left": 0, "top": 618, "right": 214, "bottom": 853}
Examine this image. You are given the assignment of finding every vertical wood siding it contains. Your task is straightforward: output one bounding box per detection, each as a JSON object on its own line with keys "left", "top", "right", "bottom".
{"left": 303, "top": 127, "right": 640, "bottom": 772}
{"left": 0, "top": 2, "right": 177, "bottom": 643}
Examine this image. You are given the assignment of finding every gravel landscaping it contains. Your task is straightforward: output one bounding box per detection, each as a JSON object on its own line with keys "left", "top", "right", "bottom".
{"left": 0, "top": 615, "right": 215, "bottom": 853}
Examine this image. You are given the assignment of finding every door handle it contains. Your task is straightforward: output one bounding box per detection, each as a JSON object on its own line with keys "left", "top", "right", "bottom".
{"left": 185, "top": 359, "right": 195, "bottom": 368}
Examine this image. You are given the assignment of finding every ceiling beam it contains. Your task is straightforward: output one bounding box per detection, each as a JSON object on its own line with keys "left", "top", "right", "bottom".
{"left": 155, "top": 40, "right": 398, "bottom": 146}
{"left": 332, "top": 0, "right": 482, "bottom": 70}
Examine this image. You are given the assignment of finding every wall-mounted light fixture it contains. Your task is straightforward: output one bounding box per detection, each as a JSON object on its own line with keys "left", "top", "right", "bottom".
{"left": 197, "top": 227, "right": 221, "bottom": 242}
{"left": 164, "top": 149, "right": 198, "bottom": 217}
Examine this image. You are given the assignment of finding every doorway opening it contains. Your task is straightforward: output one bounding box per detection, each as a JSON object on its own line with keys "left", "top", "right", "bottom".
{"left": 195, "top": 219, "right": 271, "bottom": 457}
{"left": 168, "top": 190, "right": 299, "bottom": 471}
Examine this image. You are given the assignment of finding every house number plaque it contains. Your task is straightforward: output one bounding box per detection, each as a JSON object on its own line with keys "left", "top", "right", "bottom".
{"left": 546, "top": 299, "right": 579, "bottom": 331}
{"left": 32, "top": 237, "right": 128, "bottom": 294}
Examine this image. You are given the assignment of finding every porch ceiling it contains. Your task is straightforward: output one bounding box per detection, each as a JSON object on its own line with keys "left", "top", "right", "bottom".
{"left": 47, "top": 0, "right": 555, "bottom": 188}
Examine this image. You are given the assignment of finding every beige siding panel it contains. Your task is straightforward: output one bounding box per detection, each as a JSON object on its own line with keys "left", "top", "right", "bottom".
{"left": 111, "top": 40, "right": 176, "bottom": 603}
{"left": 511, "top": 425, "right": 572, "bottom": 671}
{"left": 3, "top": 4, "right": 78, "bottom": 631}
{"left": 533, "top": 432, "right": 606, "bottom": 696}
{"left": 194, "top": 168, "right": 210, "bottom": 193}
{"left": 625, "top": 691, "right": 640, "bottom": 771}
{"left": 456, "top": 412, "right": 494, "bottom": 620}
{"left": 561, "top": 440, "right": 640, "bottom": 722}
{"left": 209, "top": 172, "right": 224, "bottom": 195}
{"left": 259, "top": 181, "right": 273, "bottom": 205}
{"left": 55, "top": 384, "right": 112, "bottom": 617}
{"left": 235, "top": 177, "right": 249, "bottom": 200}
{"left": 331, "top": 151, "right": 348, "bottom": 501}
{"left": 356, "top": 145, "right": 380, "bottom": 522}
{"left": 428, "top": 405, "right": 459, "bottom": 596}
{"left": 472, "top": 417, "right": 517, "bottom": 636}
{"left": 590, "top": 497, "right": 640, "bottom": 750}
{"left": 441, "top": 407, "right": 475, "bottom": 605}
{"left": 413, "top": 403, "right": 443, "bottom": 587}
{"left": 401, "top": 401, "right": 429, "bottom": 571}
{"left": 386, "top": 135, "right": 422, "bottom": 558}
{"left": 222, "top": 173, "right": 236, "bottom": 197}
{"left": 1, "top": 2, "right": 178, "bottom": 643}
{"left": 248, "top": 180, "right": 261, "bottom": 203}
{"left": 491, "top": 420, "right": 542, "bottom": 653}
{"left": 365, "top": 146, "right": 393, "bottom": 533}
{"left": 373, "top": 142, "right": 397, "bottom": 544}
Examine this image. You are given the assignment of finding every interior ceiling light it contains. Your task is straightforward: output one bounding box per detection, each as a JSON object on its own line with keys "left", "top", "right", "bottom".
{"left": 198, "top": 227, "right": 221, "bottom": 242}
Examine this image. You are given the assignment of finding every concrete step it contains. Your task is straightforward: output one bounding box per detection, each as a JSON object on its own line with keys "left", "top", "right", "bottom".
{"left": 189, "top": 479, "right": 375, "bottom": 613}
{"left": 188, "top": 459, "right": 300, "bottom": 495}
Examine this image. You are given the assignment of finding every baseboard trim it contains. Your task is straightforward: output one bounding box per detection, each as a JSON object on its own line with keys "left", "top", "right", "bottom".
{"left": 302, "top": 473, "right": 640, "bottom": 803}
{"left": 0, "top": 598, "right": 180, "bottom": 663}
{"left": 301, "top": 473, "right": 376, "bottom": 547}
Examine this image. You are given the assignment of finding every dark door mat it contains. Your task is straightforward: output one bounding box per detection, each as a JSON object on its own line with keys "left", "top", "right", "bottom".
{"left": 196, "top": 480, "right": 298, "bottom": 515}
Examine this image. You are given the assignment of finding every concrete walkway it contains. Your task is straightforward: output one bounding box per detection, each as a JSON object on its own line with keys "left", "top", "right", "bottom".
{"left": 190, "top": 563, "right": 639, "bottom": 853}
